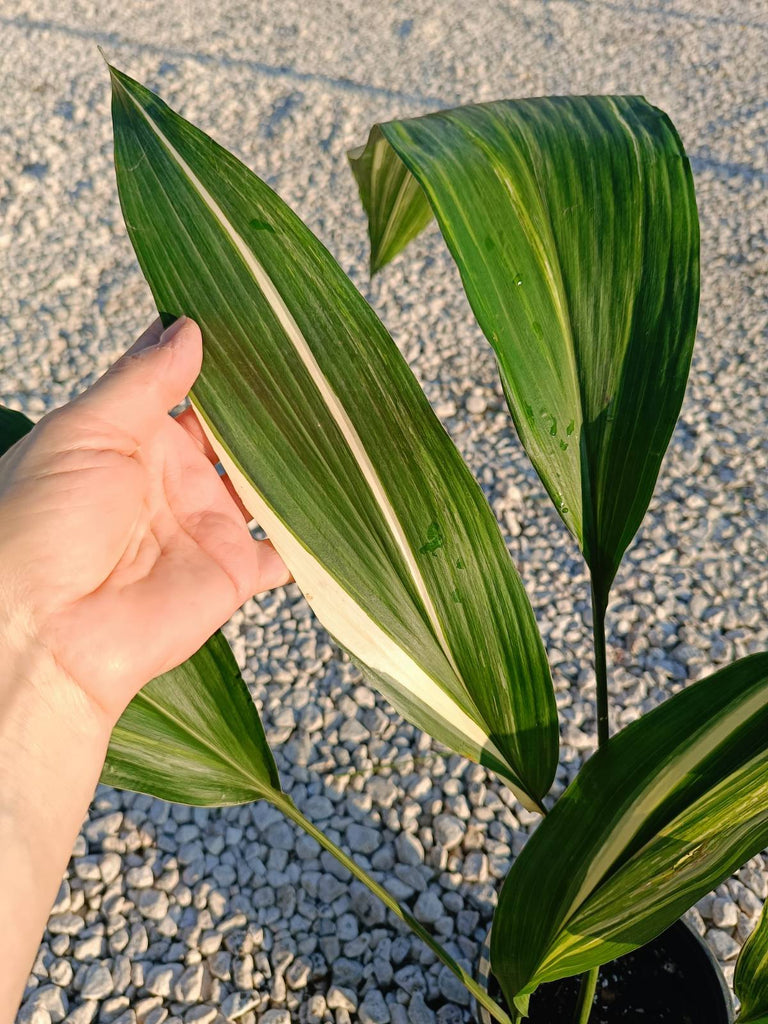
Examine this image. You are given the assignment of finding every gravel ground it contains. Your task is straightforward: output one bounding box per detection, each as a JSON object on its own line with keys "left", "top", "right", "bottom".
{"left": 2, "top": 1, "right": 767, "bottom": 1022}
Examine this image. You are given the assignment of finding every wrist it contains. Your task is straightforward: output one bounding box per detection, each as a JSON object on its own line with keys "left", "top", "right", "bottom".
{"left": 0, "top": 603, "right": 112, "bottom": 1020}
{"left": 0, "top": 602, "right": 112, "bottom": 785}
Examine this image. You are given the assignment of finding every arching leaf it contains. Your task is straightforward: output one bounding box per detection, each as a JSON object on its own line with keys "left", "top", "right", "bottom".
{"left": 349, "top": 97, "right": 700, "bottom": 607}
{"left": 490, "top": 654, "right": 768, "bottom": 1011}
{"left": 108, "top": 66, "right": 558, "bottom": 810}
{"left": 102, "top": 629, "right": 281, "bottom": 804}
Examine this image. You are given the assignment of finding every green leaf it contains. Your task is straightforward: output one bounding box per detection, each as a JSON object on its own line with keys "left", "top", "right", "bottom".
{"left": 101, "top": 629, "right": 281, "bottom": 804}
{"left": 107, "top": 65, "right": 558, "bottom": 810}
{"left": 348, "top": 97, "right": 700, "bottom": 606}
{"left": 0, "top": 405, "right": 35, "bottom": 454}
{"left": 736, "top": 899, "right": 768, "bottom": 1023}
{"left": 490, "top": 653, "right": 768, "bottom": 1009}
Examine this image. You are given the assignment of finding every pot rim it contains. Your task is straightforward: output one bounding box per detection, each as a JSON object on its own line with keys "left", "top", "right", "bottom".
{"left": 474, "top": 916, "right": 735, "bottom": 1023}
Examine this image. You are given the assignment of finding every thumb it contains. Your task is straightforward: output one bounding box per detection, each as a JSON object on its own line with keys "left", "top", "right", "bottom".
{"left": 70, "top": 317, "right": 203, "bottom": 446}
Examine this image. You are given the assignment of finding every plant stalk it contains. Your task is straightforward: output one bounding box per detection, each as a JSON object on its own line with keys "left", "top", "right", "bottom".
{"left": 590, "top": 578, "right": 609, "bottom": 748}
{"left": 574, "top": 580, "right": 608, "bottom": 1020}
{"left": 273, "top": 794, "right": 514, "bottom": 1024}
{"left": 573, "top": 966, "right": 599, "bottom": 1024}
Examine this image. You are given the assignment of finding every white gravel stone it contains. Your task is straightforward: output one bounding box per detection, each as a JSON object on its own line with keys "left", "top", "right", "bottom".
{"left": 413, "top": 892, "right": 443, "bottom": 925}
{"left": 143, "top": 965, "right": 176, "bottom": 998}
{"left": 73, "top": 935, "right": 104, "bottom": 961}
{"left": 706, "top": 929, "right": 741, "bottom": 961}
{"left": 220, "top": 992, "right": 260, "bottom": 1020}
{"left": 125, "top": 865, "right": 154, "bottom": 889}
{"left": 359, "top": 990, "right": 391, "bottom": 1024}
{"left": 48, "top": 960, "right": 73, "bottom": 987}
{"left": 433, "top": 816, "right": 464, "bottom": 851}
{"left": 27, "top": 987, "right": 69, "bottom": 1022}
{"left": 183, "top": 1008, "right": 216, "bottom": 1024}
{"left": 408, "top": 993, "right": 436, "bottom": 1024}
{"left": 135, "top": 890, "right": 169, "bottom": 921}
{"left": 345, "top": 823, "right": 380, "bottom": 854}
{"left": 63, "top": 1001, "right": 97, "bottom": 1024}
{"left": 172, "top": 964, "right": 204, "bottom": 1003}
{"left": 465, "top": 395, "right": 487, "bottom": 415}
{"left": 327, "top": 986, "right": 358, "bottom": 1011}
{"left": 711, "top": 896, "right": 739, "bottom": 929}
{"left": 395, "top": 833, "right": 425, "bottom": 866}
{"left": 78, "top": 958, "right": 113, "bottom": 999}
{"left": 17, "top": 1007, "right": 52, "bottom": 1024}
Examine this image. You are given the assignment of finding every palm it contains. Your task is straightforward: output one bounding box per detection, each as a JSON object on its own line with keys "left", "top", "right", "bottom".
{"left": 0, "top": 319, "right": 289, "bottom": 723}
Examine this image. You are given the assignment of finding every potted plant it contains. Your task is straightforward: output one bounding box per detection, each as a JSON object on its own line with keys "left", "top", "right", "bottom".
{"left": 7, "top": 63, "right": 766, "bottom": 1022}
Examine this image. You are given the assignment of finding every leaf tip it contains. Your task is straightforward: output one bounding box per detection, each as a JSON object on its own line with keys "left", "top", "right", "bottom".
{"left": 97, "top": 46, "right": 120, "bottom": 82}
{"left": 101, "top": 56, "right": 132, "bottom": 97}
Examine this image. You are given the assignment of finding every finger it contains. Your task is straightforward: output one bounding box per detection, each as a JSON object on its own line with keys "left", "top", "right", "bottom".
{"left": 68, "top": 317, "right": 203, "bottom": 449}
{"left": 173, "top": 406, "right": 218, "bottom": 462}
{"left": 172, "top": 406, "right": 253, "bottom": 523}
{"left": 170, "top": 505, "right": 293, "bottom": 604}
{"left": 253, "top": 538, "right": 294, "bottom": 591}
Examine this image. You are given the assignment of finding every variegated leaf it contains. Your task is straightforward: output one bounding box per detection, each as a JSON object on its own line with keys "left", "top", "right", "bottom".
{"left": 101, "top": 630, "right": 282, "bottom": 805}
{"left": 490, "top": 653, "right": 768, "bottom": 1011}
{"left": 108, "top": 66, "right": 558, "bottom": 810}
{"left": 736, "top": 899, "right": 768, "bottom": 1024}
{"left": 349, "top": 98, "right": 699, "bottom": 608}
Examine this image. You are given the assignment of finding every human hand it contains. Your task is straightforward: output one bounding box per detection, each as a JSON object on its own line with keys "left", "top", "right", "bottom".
{"left": 0, "top": 316, "right": 291, "bottom": 727}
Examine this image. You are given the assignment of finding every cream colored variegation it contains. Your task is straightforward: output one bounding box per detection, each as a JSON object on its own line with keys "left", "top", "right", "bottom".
{"left": 126, "top": 89, "right": 454, "bottom": 672}
{"left": 191, "top": 401, "right": 521, "bottom": 800}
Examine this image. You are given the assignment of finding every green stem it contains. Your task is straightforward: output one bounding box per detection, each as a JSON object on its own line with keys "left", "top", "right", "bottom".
{"left": 590, "top": 578, "right": 609, "bottom": 748}
{"left": 273, "top": 794, "right": 514, "bottom": 1024}
{"left": 578, "top": 580, "right": 609, "bottom": 1019}
{"left": 573, "top": 966, "right": 599, "bottom": 1024}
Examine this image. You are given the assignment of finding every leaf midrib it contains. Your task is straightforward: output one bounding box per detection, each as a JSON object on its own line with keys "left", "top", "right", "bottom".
{"left": 133, "top": 687, "right": 274, "bottom": 798}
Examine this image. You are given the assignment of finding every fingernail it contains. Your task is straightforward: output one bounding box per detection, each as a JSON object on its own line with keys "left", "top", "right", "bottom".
{"left": 159, "top": 315, "right": 189, "bottom": 346}
{"left": 129, "top": 318, "right": 164, "bottom": 354}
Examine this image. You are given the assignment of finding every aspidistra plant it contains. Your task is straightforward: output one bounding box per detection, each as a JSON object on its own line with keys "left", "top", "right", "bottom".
{"left": 8, "top": 64, "right": 762, "bottom": 1023}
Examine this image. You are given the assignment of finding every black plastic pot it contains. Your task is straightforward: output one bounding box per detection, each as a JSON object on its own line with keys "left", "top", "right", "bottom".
{"left": 475, "top": 918, "right": 734, "bottom": 1023}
